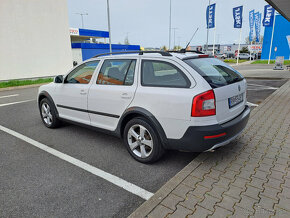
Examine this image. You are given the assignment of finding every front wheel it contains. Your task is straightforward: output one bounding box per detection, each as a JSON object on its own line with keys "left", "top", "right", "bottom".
{"left": 39, "top": 98, "right": 61, "bottom": 128}
{"left": 123, "top": 118, "right": 165, "bottom": 163}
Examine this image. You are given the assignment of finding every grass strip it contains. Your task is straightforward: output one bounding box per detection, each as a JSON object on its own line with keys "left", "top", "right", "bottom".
{"left": 224, "top": 59, "right": 248, "bottom": 63}
{"left": 251, "top": 60, "right": 290, "bottom": 64}
{"left": 0, "top": 78, "right": 53, "bottom": 89}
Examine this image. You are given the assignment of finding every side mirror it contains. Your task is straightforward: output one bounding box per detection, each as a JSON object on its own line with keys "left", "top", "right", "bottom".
{"left": 73, "top": 61, "right": 78, "bottom": 67}
{"left": 54, "top": 75, "right": 63, "bottom": 83}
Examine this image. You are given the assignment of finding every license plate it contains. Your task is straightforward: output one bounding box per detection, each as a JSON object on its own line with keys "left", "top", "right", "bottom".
{"left": 228, "top": 93, "right": 243, "bottom": 108}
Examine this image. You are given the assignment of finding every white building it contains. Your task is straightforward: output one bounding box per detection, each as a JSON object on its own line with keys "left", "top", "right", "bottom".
{"left": 0, "top": 0, "right": 72, "bottom": 81}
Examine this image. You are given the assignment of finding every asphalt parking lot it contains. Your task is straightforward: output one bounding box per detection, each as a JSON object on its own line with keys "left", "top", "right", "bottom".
{"left": 0, "top": 77, "right": 287, "bottom": 217}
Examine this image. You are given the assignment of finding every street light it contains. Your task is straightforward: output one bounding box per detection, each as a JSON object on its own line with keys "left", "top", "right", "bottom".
{"left": 106, "top": 0, "right": 112, "bottom": 53}
{"left": 172, "top": 27, "right": 178, "bottom": 49}
{"left": 169, "top": 0, "right": 172, "bottom": 50}
{"left": 75, "top": 12, "right": 88, "bottom": 28}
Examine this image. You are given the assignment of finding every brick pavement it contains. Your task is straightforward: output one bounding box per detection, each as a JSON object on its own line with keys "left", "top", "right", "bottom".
{"left": 129, "top": 80, "right": 290, "bottom": 218}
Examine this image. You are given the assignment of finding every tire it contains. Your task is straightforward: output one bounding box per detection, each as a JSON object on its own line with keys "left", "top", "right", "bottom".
{"left": 123, "top": 117, "right": 165, "bottom": 163}
{"left": 39, "top": 98, "right": 61, "bottom": 128}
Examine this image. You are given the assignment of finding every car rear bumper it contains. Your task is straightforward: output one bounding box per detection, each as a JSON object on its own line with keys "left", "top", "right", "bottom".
{"left": 166, "top": 105, "right": 250, "bottom": 152}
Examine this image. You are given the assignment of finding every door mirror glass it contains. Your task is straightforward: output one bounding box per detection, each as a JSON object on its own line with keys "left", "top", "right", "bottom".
{"left": 54, "top": 75, "right": 63, "bottom": 83}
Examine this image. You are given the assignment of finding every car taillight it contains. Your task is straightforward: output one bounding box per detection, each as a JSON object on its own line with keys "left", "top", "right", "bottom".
{"left": 191, "top": 90, "right": 216, "bottom": 117}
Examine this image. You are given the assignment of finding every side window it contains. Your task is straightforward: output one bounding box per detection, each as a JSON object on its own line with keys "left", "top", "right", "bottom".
{"left": 97, "top": 59, "right": 136, "bottom": 85}
{"left": 65, "top": 61, "right": 99, "bottom": 84}
{"left": 141, "top": 60, "right": 190, "bottom": 88}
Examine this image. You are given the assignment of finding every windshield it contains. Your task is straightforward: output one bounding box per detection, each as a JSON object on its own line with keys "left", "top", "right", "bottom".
{"left": 184, "top": 58, "right": 244, "bottom": 88}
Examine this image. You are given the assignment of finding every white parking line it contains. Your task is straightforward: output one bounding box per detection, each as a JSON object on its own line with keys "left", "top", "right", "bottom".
{"left": 0, "top": 94, "right": 19, "bottom": 99}
{"left": 0, "top": 124, "right": 154, "bottom": 200}
{"left": 0, "top": 100, "right": 35, "bottom": 107}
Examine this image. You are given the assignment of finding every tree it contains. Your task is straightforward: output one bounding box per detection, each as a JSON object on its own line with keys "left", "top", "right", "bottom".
{"left": 173, "top": 45, "right": 182, "bottom": 51}
{"left": 160, "top": 45, "right": 168, "bottom": 51}
{"left": 240, "top": 46, "right": 249, "bottom": 53}
{"left": 245, "top": 35, "right": 264, "bottom": 44}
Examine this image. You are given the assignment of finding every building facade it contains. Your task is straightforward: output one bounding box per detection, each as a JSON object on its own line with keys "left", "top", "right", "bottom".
{"left": 0, "top": 0, "right": 73, "bottom": 81}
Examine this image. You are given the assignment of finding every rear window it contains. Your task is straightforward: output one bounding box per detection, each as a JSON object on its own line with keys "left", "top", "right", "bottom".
{"left": 184, "top": 58, "right": 244, "bottom": 88}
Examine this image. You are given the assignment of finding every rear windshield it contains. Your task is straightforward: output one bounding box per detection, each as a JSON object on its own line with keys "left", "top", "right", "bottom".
{"left": 184, "top": 58, "right": 244, "bottom": 88}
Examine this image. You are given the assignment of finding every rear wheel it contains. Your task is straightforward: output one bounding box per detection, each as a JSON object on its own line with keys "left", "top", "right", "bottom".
{"left": 123, "top": 118, "right": 165, "bottom": 163}
{"left": 39, "top": 98, "right": 61, "bottom": 128}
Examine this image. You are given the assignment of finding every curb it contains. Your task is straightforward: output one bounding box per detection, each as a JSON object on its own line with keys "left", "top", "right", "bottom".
{"left": 0, "top": 83, "right": 49, "bottom": 92}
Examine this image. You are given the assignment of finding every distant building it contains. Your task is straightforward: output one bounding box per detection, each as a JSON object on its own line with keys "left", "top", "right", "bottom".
{"left": 261, "top": 14, "right": 290, "bottom": 60}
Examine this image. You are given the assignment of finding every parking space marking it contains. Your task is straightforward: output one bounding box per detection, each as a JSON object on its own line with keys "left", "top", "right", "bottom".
{"left": 247, "top": 83, "right": 278, "bottom": 91}
{"left": 0, "top": 99, "right": 35, "bottom": 107}
{"left": 0, "top": 94, "right": 19, "bottom": 99}
{"left": 0, "top": 124, "right": 154, "bottom": 200}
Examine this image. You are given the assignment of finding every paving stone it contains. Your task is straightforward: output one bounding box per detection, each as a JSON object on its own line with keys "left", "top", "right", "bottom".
{"left": 242, "top": 186, "right": 261, "bottom": 201}
{"left": 172, "top": 183, "right": 192, "bottom": 199}
{"left": 223, "top": 185, "right": 243, "bottom": 200}
{"left": 190, "top": 167, "right": 209, "bottom": 179}
{"left": 220, "top": 170, "right": 237, "bottom": 180}
{"left": 255, "top": 195, "right": 277, "bottom": 211}
{"left": 269, "top": 169, "right": 285, "bottom": 181}
{"left": 264, "top": 177, "right": 282, "bottom": 190}
{"left": 198, "top": 194, "right": 220, "bottom": 212}
{"left": 256, "top": 163, "right": 272, "bottom": 173}
{"left": 232, "top": 205, "right": 253, "bottom": 217}
{"left": 259, "top": 186, "right": 280, "bottom": 201}
{"left": 187, "top": 205, "right": 212, "bottom": 218}
{"left": 231, "top": 177, "right": 248, "bottom": 190}
{"left": 189, "top": 184, "right": 210, "bottom": 200}
{"left": 182, "top": 175, "right": 201, "bottom": 189}
{"left": 208, "top": 206, "right": 233, "bottom": 218}
{"left": 275, "top": 198, "right": 290, "bottom": 212}
{"left": 253, "top": 206, "right": 275, "bottom": 217}
{"left": 275, "top": 206, "right": 290, "bottom": 218}
{"left": 248, "top": 177, "right": 265, "bottom": 190}
{"left": 179, "top": 193, "right": 200, "bottom": 209}
{"left": 214, "top": 177, "right": 232, "bottom": 189}
{"left": 206, "top": 170, "right": 223, "bottom": 180}
{"left": 278, "top": 186, "right": 290, "bottom": 200}
{"left": 207, "top": 185, "right": 227, "bottom": 200}
{"left": 147, "top": 205, "right": 173, "bottom": 218}
{"left": 283, "top": 178, "right": 290, "bottom": 188}
{"left": 235, "top": 195, "right": 258, "bottom": 213}
{"left": 198, "top": 176, "right": 217, "bottom": 189}
{"left": 252, "top": 169, "right": 269, "bottom": 181}
{"left": 161, "top": 194, "right": 184, "bottom": 211}
{"left": 216, "top": 195, "right": 238, "bottom": 212}
{"left": 167, "top": 205, "right": 192, "bottom": 218}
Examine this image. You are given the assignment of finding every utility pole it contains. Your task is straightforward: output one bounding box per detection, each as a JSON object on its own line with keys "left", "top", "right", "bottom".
{"left": 172, "top": 28, "right": 178, "bottom": 49}
{"left": 75, "top": 13, "right": 88, "bottom": 28}
{"left": 169, "top": 0, "right": 172, "bottom": 50}
{"left": 205, "top": 0, "right": 211, "bottom": 52}
{"left": 107, "top": 0, "right": 112, "bottom": 53}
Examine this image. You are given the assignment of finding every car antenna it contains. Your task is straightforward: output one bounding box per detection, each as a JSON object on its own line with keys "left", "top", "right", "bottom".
{"left": 180, "top": 27, "right": 199, "bottom": 53}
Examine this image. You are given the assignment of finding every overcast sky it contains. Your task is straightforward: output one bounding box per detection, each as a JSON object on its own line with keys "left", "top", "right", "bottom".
{"left": 67, "top": 0, "right": 267, "bottom": 48}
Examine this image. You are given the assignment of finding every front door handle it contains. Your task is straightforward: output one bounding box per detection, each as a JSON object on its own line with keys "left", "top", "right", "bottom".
{"left": 121, "top": 93, "right": 132, "bottom": 99}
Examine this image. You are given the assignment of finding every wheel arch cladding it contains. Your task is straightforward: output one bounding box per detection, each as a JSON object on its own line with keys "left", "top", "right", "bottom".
{"left": 117, "top": 107, "right": 169, "bottom": 148}
{"left": 38, "top": 91, "right": 59, "bottom": 116}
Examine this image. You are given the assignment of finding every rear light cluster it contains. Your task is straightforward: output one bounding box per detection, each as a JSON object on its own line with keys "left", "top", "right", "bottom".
{"left": 191, "top": 90, "right": 216, "bottom": 117}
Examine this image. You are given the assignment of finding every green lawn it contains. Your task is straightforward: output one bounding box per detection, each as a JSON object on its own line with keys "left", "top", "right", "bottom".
{"left": 251, "top": 60, "right": 290, "bottom": 65}
{"left": 224, "top": 59, "right": 248, "bottom": 63}
{"left": 0, "top": 78, "right": 53, "bottom": 89}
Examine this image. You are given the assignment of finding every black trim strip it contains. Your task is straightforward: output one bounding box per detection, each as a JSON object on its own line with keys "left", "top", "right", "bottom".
{"left": 56, "top": 104, "right": 120, "bottom": 118}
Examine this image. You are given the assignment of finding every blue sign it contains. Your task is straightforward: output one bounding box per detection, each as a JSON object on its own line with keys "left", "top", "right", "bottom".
{"left": 254, "top": 12, "right": 261, "bottom": 42}
{"left": 206, "top": 3, "right": 216, "bottom": 29}
{"left": 249, "top": 10, "right": 255, "bottom": 42}
{"left": 263, "top": 5, "right": 275, "bottom": 26}
{"left": 233, "top": 6, "right": 243, "bottom": 28}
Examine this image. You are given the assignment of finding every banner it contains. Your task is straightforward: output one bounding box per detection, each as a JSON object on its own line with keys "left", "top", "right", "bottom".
{"left": 263, "top": 5, "right": 275, "bottom": 27}
{"left": 233, "top": 6, "right": 243, "bottom": 28}
{"left": 249, "top": 10, "right": 255, "bottom": 42}
{"left": 206, "top": 3, "right": 216, "bottom": 29}
{"left": 254, "top": 12, "right": 262, "bottom": 42}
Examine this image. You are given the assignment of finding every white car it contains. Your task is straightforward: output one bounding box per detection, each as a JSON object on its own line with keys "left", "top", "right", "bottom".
{"left": 38, "top": 51, "right": 250, "bottom": 163}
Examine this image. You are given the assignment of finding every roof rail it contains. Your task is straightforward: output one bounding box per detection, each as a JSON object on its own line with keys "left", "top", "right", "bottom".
{"left": 167, "top": 49, "right": 205, "bottom": 54}
{"left": 92, "top": 50, "right": 172, "bottom": 58}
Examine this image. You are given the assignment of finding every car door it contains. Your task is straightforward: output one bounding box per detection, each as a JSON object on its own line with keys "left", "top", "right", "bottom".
{"left": 87, "top": 58, "right": 138, "bottom": 131}
{"left": 53, "top": 60, "right": 100, "bottom": 125}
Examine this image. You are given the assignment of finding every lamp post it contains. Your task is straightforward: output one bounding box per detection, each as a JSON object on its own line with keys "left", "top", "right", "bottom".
{"left": 172, "top": 28, "right": 178, "bottom": 50}
{"left": 107, "top": 0, "right": 112, "bottom": 53}
{"left": 75, "top": 13, "right": 88, "bottom": 28}
{"left": 169, "top": 0, "right": 172, "bottom": 50}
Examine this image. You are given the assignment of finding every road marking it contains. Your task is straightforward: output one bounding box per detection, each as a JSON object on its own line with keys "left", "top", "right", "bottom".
{"left": 248, "top": 83, "right": 278, "bottom": 90}
{"left": 247, "top": 102, "right": 259, "bottom": 107}
{"left": 0, "top": 124, "right": 154, "bottom": 200}
{"left": 0, "top": 94, "right": 19, "bottom": 99}
{"left": 0, "top": 100, "right": 35, "bottom": 107}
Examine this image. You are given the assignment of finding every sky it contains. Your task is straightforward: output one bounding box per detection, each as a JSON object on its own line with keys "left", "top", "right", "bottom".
{"left": 67, "top": 0, "right": 267, "bottom": 48}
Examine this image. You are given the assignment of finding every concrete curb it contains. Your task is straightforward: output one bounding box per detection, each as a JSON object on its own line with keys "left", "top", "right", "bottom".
{"left": 0, "top": 83, "right": 50, "bottom": 92}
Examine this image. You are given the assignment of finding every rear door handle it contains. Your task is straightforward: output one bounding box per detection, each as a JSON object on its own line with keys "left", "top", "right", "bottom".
{"left": 80, "top": 89, "right": 87, "bottom": 95}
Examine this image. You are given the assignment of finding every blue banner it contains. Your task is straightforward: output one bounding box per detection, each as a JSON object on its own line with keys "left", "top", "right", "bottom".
{"left": 249, "top": 10, "right": 255, "bottom": 42}
{"left": 254, "top": 12, "right": 261, "bottom": 42}
{"left": 263, "top": 5, "right": 275, "bottom": 26}
{"left": 233, "top": 6, "right": 243, "bottom": 28}
{"left": 206, "top": 3, "right": 216, "bottom": 29}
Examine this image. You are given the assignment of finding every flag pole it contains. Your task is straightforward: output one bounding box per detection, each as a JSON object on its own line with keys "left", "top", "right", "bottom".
{"left": 237, "top": 28, "right": 242, "bottom": 65}
{"left": 268, "top": 13, "right": 276, "bottom": 64}
{"left": 250, "top": 41, "right": 252, "bottom": 60}
{"left": 213, "top": 27, "right": 216, "bottom": 56}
